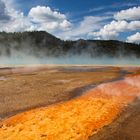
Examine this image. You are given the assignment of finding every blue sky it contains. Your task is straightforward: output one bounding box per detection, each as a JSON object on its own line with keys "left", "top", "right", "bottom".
{"left": 15, "top": 0, "right": 139, "bottom": 20}
{"left": 0, "top": 0, "right": 140, "bottom": 42}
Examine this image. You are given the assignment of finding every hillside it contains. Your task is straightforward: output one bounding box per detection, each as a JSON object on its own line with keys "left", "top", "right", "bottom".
{"left": 0, "top": 31, "right": 140, "bottom": 58}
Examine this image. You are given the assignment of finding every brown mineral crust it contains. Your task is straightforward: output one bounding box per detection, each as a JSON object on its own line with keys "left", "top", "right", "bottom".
{"left": 0, "top": 66, "right": 140, "bottom": 140}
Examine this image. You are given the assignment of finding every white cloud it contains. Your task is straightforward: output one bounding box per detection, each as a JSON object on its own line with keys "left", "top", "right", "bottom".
{"left": 89, "top": 6, "right": 140, "bottom": 41}
{"left": 28, "top": 6, "right": 71, "bottom": 31}
{"left": 114, "top": 6, "right": 140, "bottom": 21}
{"left": 0, "top": 0, "right": 10, "bottom": 21}
{"left": 127, "top": 32, "right": 140, "bottom": 43}
{"left": 29, "top": 6, "right": 66, "bottom": 23}
{"left": 0, "top": 2, "right": 71, "bottom": 33}
{"left": 89, "top": 3, "right": 138, "bottom": 14}
{"left": 56, "top": 16, "right": 109, "bottom": 40}
{"left": 90, "top": 20, "right": 140, "bottom": 40}
{"left": 0, "top": 0, "right": 111, "bottom": 40}
{"left": 0, "top": 0, "right": 32, "bottom": 32}
{"left": 0, "top": 0, "right": 139, "bottom": 42}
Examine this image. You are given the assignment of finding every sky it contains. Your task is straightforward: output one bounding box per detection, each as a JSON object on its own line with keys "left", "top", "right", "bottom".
{"left": 0, "top": 0, "right": 140, "bottom": 43}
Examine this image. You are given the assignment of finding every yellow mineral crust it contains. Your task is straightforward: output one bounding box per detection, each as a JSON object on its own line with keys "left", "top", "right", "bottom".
{"left": 0, "top": 75, "right": 140, "bottom": 140}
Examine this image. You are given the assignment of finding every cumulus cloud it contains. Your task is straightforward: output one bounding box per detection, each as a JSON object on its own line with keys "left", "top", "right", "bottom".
{"left": 89, "top": 6, "right": 140, "bottom": 41}
{"left": 0, "top": 0, "right": 139, "bottom": 42}
{"left": 56, "top": 16, "right": 109, "bottom": 40}
{"left": 0, "top": 1, "right": 71, "bottom": 33}
{"left": 29, "top": 6, "right": 66, "bottom": 23}
{"left": 28, "top": 6, "right": 71, "bottom": 31}
{"left": 0, "top": 0, "right": 32, "bottom": 32}
{"left": 0, "top": 0, "right": 10, "bottom": 21}
{"left": 114, "top": 6, "right": 140, "bottom": 21}
{"left": 0, "top": 0, "right": 111, "bottom": 40}
{"left": 127, "top": 32, "right": 140, "bottom": 43}
{"left": 90, "top": 20, "right": 140, "bottom": 40}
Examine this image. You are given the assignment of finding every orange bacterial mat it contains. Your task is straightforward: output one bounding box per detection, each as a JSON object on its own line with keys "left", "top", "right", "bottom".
{"left": 0, "top": 75, "right": 140, "bottom": 140}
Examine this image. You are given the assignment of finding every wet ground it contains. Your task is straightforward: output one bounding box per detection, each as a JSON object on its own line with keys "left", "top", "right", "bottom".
{"left": 0, "top": 65, "right": 126, "bottom": 119}
{"left": 0, "top": 65, "right": 140, "bottom": 139}
{"left": 90, "top": 98, "right": 140, "bottom": 140}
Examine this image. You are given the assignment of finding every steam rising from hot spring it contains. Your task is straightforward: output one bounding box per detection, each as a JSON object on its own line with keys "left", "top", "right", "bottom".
{"left": 0, "top": 53, "right": 140, "bottom": 65}
{"left": 0, "top": 31, "right": 140, "bottom": 66}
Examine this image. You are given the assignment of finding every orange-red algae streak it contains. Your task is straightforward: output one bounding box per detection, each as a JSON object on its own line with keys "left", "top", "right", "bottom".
{"left": 0, "top": 75, "right": 140, "bottom": 140}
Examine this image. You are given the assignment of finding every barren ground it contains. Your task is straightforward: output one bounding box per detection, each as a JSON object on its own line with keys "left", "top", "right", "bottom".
{"left": 0, "top": 66, "right": 124, "bottom": 119}
{"left": 0, "top": 65, "right": 140, "bottom": 140}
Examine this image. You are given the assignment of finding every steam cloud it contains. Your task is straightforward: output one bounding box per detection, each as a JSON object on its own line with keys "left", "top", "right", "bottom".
{"left": 0, "top": 32, "right": 140, "bottom": 66}
{"left": 0, "top": 49, "right": 140, "bottom": 65}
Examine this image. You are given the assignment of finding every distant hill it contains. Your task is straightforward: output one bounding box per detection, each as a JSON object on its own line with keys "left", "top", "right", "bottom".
{"left": 0, "top": 31, "right": 140, "bottom": 58}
